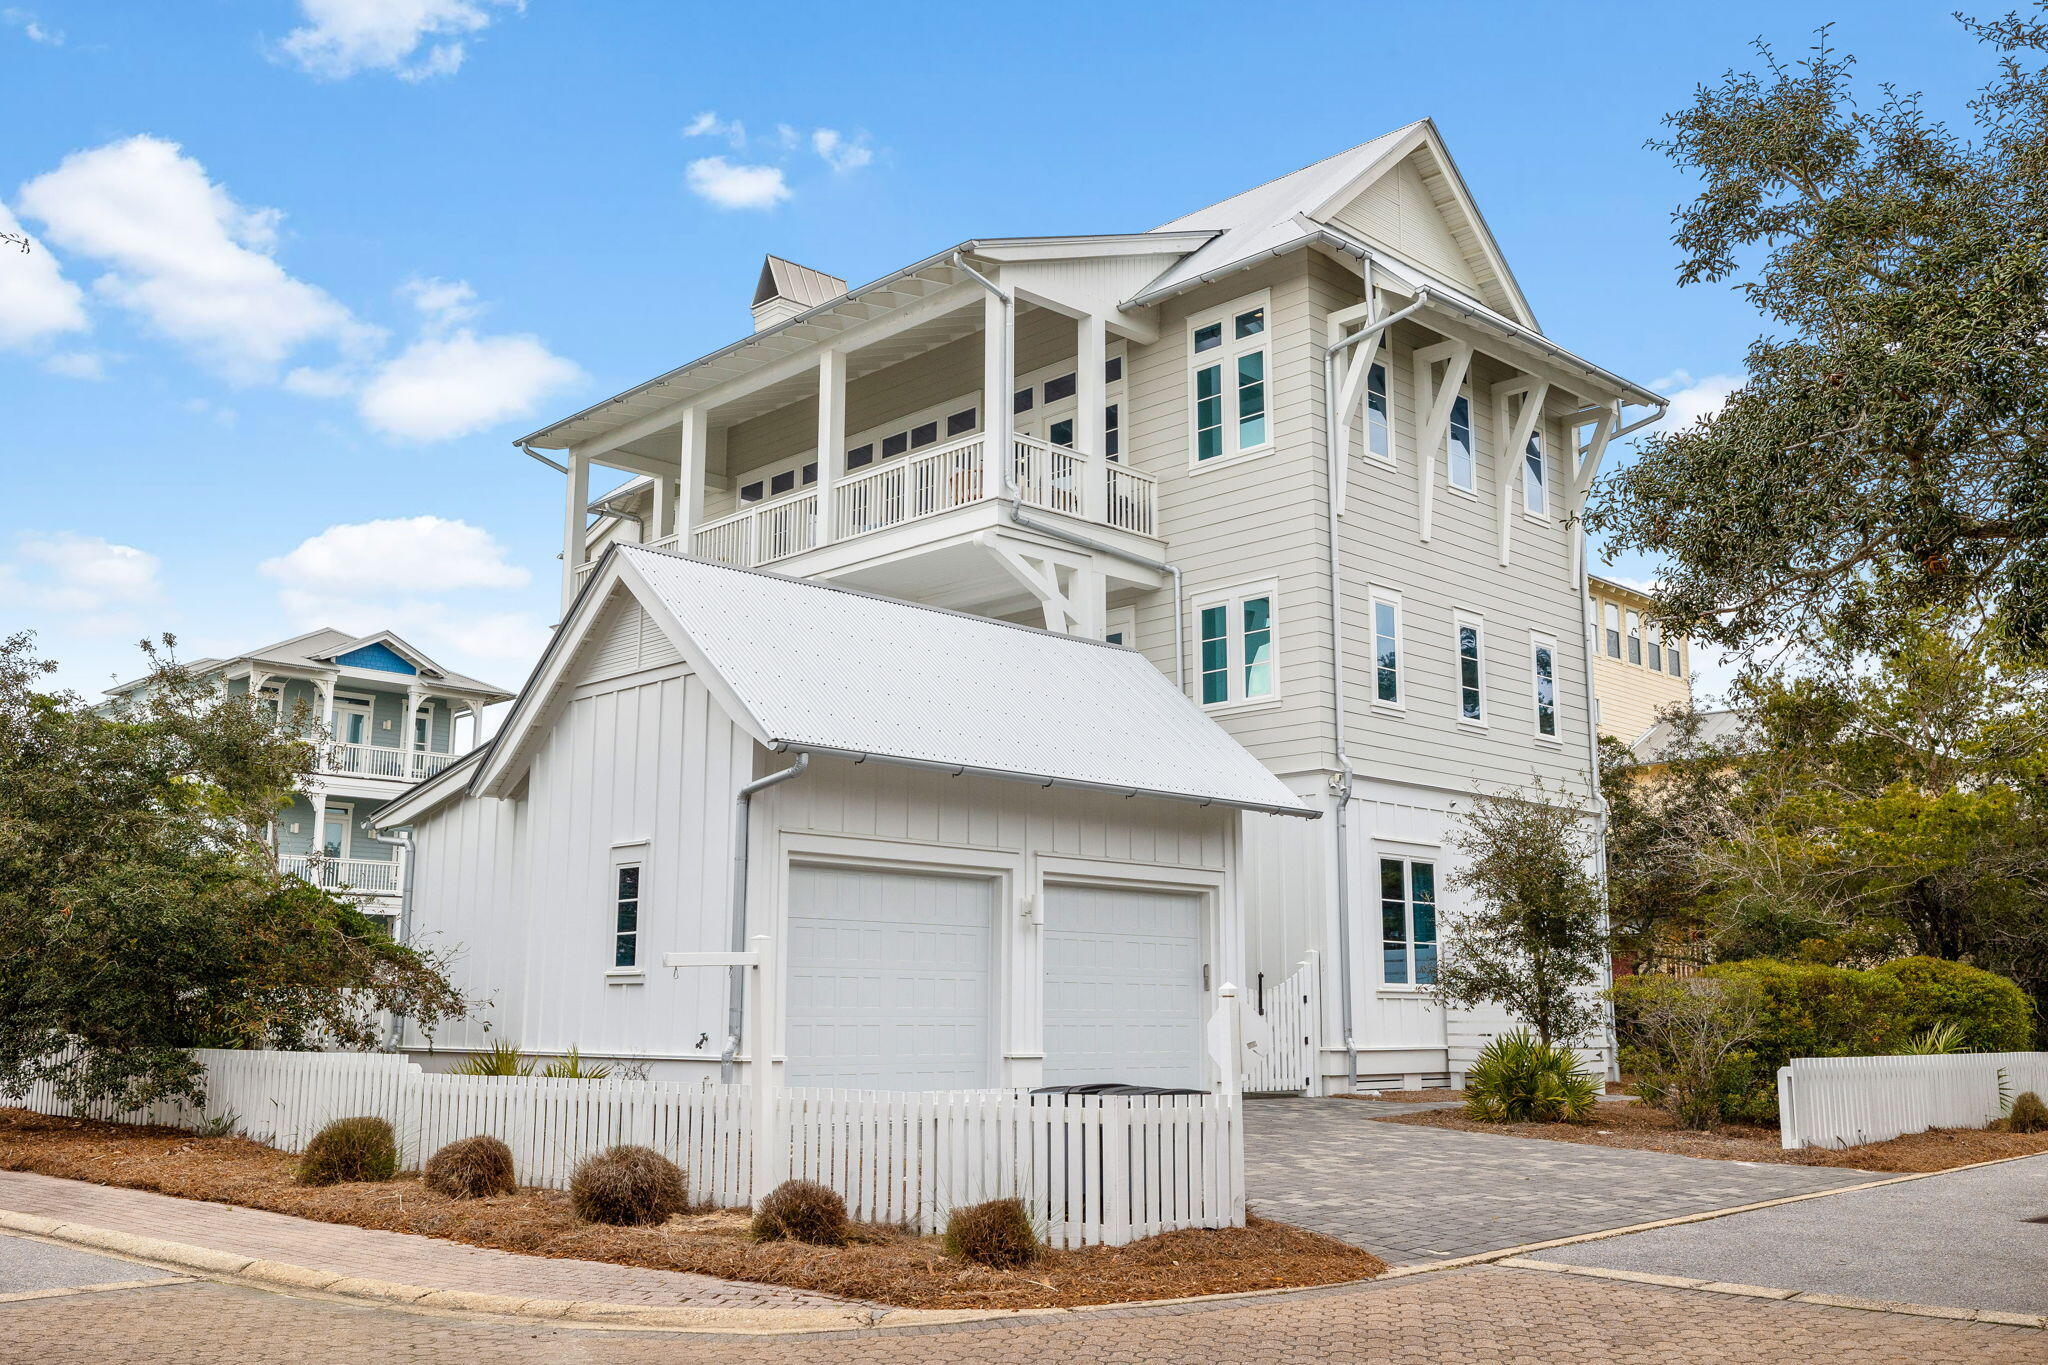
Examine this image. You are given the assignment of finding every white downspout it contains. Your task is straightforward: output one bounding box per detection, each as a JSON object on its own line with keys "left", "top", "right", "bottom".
{"left": 721, "top": 753, "right": 810, "bottom": 1085}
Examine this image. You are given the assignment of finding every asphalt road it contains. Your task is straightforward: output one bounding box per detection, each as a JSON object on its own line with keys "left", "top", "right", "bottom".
{"left": 0, "top": 1231, "right": 186, "bottom": 1297}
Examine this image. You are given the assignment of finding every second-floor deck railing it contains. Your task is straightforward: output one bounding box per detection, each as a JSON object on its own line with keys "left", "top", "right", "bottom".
{"left": 279, "top": 853, "right": 402, "bottom": 896}
{"left": 323, "top": 742, "right": 461, "bottom": 781}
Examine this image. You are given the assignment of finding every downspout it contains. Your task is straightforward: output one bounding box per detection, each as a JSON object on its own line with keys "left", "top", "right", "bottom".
{"left": 720, "top": 752, "right": 811, "bottom": 1085}
{"left": 520, "top": 442, "right": 569, "bottom": 475}
{"left": 1318, "top": 287, "right": 1430, "bottom": 1095}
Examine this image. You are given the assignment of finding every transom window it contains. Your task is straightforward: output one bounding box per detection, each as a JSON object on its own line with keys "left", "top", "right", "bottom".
{"left": 1532, "top": 634, "right": 1559, "bottom": 739}
{"left": 1371, "top": 591, "right": 1402, "bottom": 705}
{"left": 1197, "top": 585, "right": 1277, "bottom": 706}
{"left": 1380, "top": 857, "right": 1438, "bottom": 986}
{"left": 1446, "top": 393, "right": 1475, "bottom": 491}
{"left": 1190, "top": 297, "right": 1270, "bottom": 464}
{"left": 613, "top": 863, "right": 640, "bottom": 968}
{"left": 1456, "top": 616, "right": 1485, "bottom": 723}
{"left": 1523, "top": 428, "right": 1547, "bottom": 516}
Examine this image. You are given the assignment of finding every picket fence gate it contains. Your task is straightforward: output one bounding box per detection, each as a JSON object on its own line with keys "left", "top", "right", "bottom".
{"left": 2, "top": 1049, "right": 1243, "bottom": 1248}
{"left": 1776, "top": 1051, "right": 2048, "bottom": 1150}
{"left": 1242, "top": 954, "right": 1320, "bottom": 1095}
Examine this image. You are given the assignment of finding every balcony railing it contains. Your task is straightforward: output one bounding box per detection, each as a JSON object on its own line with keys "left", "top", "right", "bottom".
{"left": 323, "top": 743, "right": 460, "bottom": 781}
{"left": 280, "top": 853, "right": 402, "bottom": 897}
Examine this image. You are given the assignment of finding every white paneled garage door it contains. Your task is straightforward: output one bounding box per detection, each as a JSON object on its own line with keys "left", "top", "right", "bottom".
{"left": 784, "top": 864, "right": 993, "bottom": 1091}
{"left": 1042, "top": 884, "right": 1205, "bottom": 1089}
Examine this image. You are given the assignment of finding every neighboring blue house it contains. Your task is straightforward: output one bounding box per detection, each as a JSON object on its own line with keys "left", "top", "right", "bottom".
{"left": 104, "top": 628, "right": 512, "bottom": 918}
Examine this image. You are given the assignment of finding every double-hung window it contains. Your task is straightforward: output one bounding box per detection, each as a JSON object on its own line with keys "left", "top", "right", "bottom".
{"left": 1531, "top": 633, "right": 1560, "bottom": 740}
{"left": 1365, "top": 363, "right": 1391, "bottom": 461}
{"left": 1604, "top": 603, "right": 1621, "bottom": 658}
{"left": 1667, "top": 639, "right": 1685, "bottom": 678}
{"left": 1380, "top": 857, "right": 1438, "bottom": 986}
{"left": 1455, "top": 613, "right": 1485, "bottom": 724}
{"left": 1446, "top": 393, "right": 1475, "bottom": 492}
{"left": 1647, "top": 624, "right": 1665, "bottom": 673}
{"left": 611, "top": 860, "right": 641, "bottom": 968}
{"left": 1370, "top": 589, "right": 1403, "bottom": 706}
{"left": 1197, "top": 585, "right": 1277, "bottom": 706}
{"left": 1190, "top": 297, "right": 1270, "bottom": 465}
{"left": 1523, "top": 428, "right": 1547, "bottom": 516}
{"left": 1626, "top": 610, "right": 1642, "bottom": 665}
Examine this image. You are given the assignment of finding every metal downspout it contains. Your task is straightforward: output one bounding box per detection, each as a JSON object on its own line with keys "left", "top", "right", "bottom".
{"left": 721, "top": 753, "right": 810, "bottom": 1085}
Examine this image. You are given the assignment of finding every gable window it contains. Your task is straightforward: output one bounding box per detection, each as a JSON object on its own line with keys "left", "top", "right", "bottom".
{"left": 1455, "top": 614, "right": 1485, "bottom": 724}
{"left": 1626, "top": 610, "right": 1642, "bottom": 665}
{"left": 1446, "top": 393, "right": 1475, "bottom": 491}
{"left": 1371, "top": 590, "right": 1402, "bottom": 706}
{"left": 1523, "top": 428, "right": 1547, "bottom": 516}
{"left": 612, "top": 862, "right": 641, "bottom": 968}
{"left": 1531, "top": 633, "right": 1559, "bottom": 740}
{"left": 1197, "top": 584, "right": 1277, "bottom": 706}
{"left": 1604, "top": 603, "right": 1621, "bottom": 658}
{"left": 1380, "top": 857, "right": 1438, "bottom": 986}
{"left": 1365, "top": 363, "right": 1391, "bottom": 461}
{"left": 1190, "top": 296, "right": 1271, "bottom": 465}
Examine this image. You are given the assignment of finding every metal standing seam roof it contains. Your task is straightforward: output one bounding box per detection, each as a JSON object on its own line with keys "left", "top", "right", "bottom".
{"left": 616, "top": 545, "right": 1315, "bottom": 817}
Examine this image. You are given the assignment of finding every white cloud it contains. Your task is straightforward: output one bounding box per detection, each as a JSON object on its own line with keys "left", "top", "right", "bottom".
{"left": 1, "top": 531, "right": 162, "bottom": 635}
{"left": 278, "top": 0, "right": 522, "bottom": 81}
{"left": 686, "top": 156, "right": 789, "bottom": 211}
{"left": 683, "top": 111, "right": 747, "bottom": 149}
{"left": 399, "top": 274, "right": 479, "bottom": 328}
{"left": 0, "top": 201, "right": 88, "bottom": 349}
{"left": 811, "top": 128, "right": 872, "bottom": 174}
{"left": 357, "top": 328, "right": 581, "bottom": 441}
{"left": 4, "top": 8, "right": 61, "bottom": 44}
{"left": 261, "top": 516, "right": 528, "bottom": 595}
{"left": 40, "top": 350, "right": 104, "bottom": 379}
{"left": 16, "top": 136, "right": 376, "bottom": 382}
{"left": 1649, "top": 368, "right": 1744, "bottom": 436}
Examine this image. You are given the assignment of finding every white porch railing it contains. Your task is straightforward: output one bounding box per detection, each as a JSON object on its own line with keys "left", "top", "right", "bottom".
{"left": 279, "top": 853, "right": 402, "bottom": 897}
{"left": 322, "top": 743, "right": 460, "bottom": 781}
{"left": 574, "top": 533, "right": 683, "bottom": 586}
{"left": 831, "top": 436, "right": 987, "bottom": 540}
{"left": 691, "top": 491, "right": 818, "bottom": 568}
{"left": 1777, "top": 1052, "right": 2048, "bottom": 1150}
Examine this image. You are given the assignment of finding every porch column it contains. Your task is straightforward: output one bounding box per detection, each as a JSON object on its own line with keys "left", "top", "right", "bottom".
{"left": 815, "top": 348, "right": 845, "bottom": 548}
{"left": 651, "top": 472, "right": 676, "bottom": 544}
{"left": 467, "top": 701, "right": 489, "bottom": 751}
{"left": 307, "top": 789, "right": 328, "bottom": 864}
{"left": 981, "top": 288, "right": 1012, "bottom": 499}
{"left": 677, "top": 407, "right": 708, "bottom": 552}
{"left": 561, "top": 447, "right": 590, "bottom": 607}
{"left": 1076, "top": 313, "right": 1108, "bottom": 523}
{"left": 314, "top": 678, "right": 335, "bottom": 739}
{"left": 404, "top": 685, "right": 425, "bottom": 778}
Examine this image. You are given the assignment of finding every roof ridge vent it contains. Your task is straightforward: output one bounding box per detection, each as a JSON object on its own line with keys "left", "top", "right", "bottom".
{"left": 751, "top": 255, "right": 847, "bottom": 332}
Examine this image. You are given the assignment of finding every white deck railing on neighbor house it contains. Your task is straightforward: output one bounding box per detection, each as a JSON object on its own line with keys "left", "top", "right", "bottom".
{"left": 321, "top": 743, "right": 459, "bottom": 781}
{"left": 1776, "top": 1052, "right": 2048, "bottom": 1150}
{"left": 279, "top": 854, "right": 402, "bottom": 897}
{"left": 1, "top": 1048, "right": 1244, "bottom": 1248}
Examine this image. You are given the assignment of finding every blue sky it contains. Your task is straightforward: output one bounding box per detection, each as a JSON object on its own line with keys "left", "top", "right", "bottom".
{"left": 0, "top": 1, "right": 2002, "bottom": 701}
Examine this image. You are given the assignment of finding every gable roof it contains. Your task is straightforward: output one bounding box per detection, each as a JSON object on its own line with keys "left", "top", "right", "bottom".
{"left": 755, "top": 255, "right": 847, "bottom": 309}
{"left": 458, "top": 544, "right": 1314, "bottom": 820}
{"left": 104, "top": 626, "right": 512, "bottom": 701}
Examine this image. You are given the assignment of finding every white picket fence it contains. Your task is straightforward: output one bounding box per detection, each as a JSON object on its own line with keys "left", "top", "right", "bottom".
{"left": 2, "top": 1049, "right": 1242, "bottom": 1247}
{"left": 1242, "top": 954, "right": 1320, "bottom": 1094}
{"left": 1776, "top": 1051, "right": 2048, "bottom": 1150}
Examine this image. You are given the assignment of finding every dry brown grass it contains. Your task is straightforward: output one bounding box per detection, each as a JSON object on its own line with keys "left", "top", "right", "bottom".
{"left": 1374, "top": 1101, "right": 2048, "bottom": 1172}
{"left": 750, "top": 1179, "right": 848, "bottom": 1246}
{"left": 421, "top": 1135, "right": 516, "bottom": 1200}
{"left": 0, "top": 1108, "right": 1381, "bottom": 1309}
{"left": 568, "top": 1144, "right": 689, "bottom": 1227}
{"left": 941, "top": 1196, "right": 1040, "bottom": 1269}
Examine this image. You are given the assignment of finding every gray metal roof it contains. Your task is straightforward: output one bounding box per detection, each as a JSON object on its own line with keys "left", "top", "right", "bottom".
{"left": 616, "top": 546, "right": 1314, "bottom": 817}
{"left": 755, "top": 255, "right": 847, "bottom": 309}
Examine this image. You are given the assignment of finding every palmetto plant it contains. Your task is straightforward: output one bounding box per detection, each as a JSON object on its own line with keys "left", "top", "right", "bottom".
{"left": 452, "top": 1040, "right": 533, "bottom": 1077}
{"left": 1893, "top": 1020, "right": 1968, "bottom": 1056}
{"left": 1462, "top": 1028, "right": 1601, "bottom": 1123}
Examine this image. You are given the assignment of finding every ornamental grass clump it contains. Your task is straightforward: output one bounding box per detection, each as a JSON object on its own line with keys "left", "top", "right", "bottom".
{"left": 296, "top": 1116, "right": 398, "bottom": 1186}
{"left": 750, "top": 1179, "right": 849, "bottom": 1246}
{"left": 2004, "top": 1091, "right": 2048, "bottom": 1134}
{"left": 941, "top": 1196, "right": 1041, "bottom": 1269}
{"left": 568, "top": 1144, "right": 688, "bottom": 1226}
{"left": 421, "top": 1135, "right": 517, "bottom": 1199}
{"left": 1461, "top": 1029, "right": 1600, "bottom": 1124}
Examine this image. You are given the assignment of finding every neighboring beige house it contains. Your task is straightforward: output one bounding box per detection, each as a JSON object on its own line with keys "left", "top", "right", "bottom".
{"left": 487, "top": 119, "right": 1665, "bottom": 1094}
{"left": 1588, "top": 575, "right": 1691, "bottom": 746}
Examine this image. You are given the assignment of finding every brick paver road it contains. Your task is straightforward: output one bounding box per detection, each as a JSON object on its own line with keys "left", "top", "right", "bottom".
{"left": 1, "top": 1258, "right": 2038, "bottom": 1363}
{"left": 1244, "top": 1098, "right": 1875, "bottom": 1262}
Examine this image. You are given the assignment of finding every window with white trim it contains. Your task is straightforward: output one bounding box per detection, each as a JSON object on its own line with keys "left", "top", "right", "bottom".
{"left": 1455, "top": 613, "right": 1485, "bottom": 724}
{"left": 1668, "top": 637, "right": 1686, "bottom": 677}
{"left": 611, "top": 860, "right": 641, "bottom": 968}
{"left": 1365, "top": 362, "right": 1391, "bottom": 461}
{"left": 1604, "top": 602, "right": 1621, "bottom": 658}
{"left": 1196, "top": 584, "right": 1277, "bottom": 706}
{"left": 1370, "top": 589, "right": 1403, "bottom": 706}
{"left": 1523, "top": 427, "right": 1547, "bottom": 516}
{"left": 1446, "top": 392, "right": 1475, "bottom": 492}
{"left": 1189, "top": 296, "right": 1270, "bottom": 464}
{"left": 1380, "top": 857, "right": 1438, "bottom": 986}
{"left": 1626, "top": 610, "right": 1642, "bottom": 665}
{"left": 1648, "top": 623, "right": 1665, "bottom": 673}
{"left": 1531, "top": 632, "right": 1560, "bottom": 740}
{"left": 333, "top": 693, "right": 373, "bottom": 746}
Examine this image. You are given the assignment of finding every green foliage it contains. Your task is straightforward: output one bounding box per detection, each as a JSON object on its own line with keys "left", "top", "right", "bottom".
{"left": 0, "top": 632, "right": 466, "bottom": 1110}
{"left": 750, "top": 1180, "right": 849, "bottom": 1246}
{"left": 297, "top": 1117, "right": 397, "bottom": 1186}
{"left": 1893, "top": 1021, "right": 1968, "bottom": 1056}
{"left": 1461, "top": 1029, "right": 1601, "bottom": 1124}
{"left": 452, "top": 1040, "right": 532, "bottom": 1077}
{"left": 1871, "top": 958, "right": 2033, "bottom": 1052}
{"left": 941, "top": 1197, "right": 1041, "bottom": 1269}
{"left": 539, "top": 1047, "right": 614, "bottom": 1080}
{"left": 568, "top": 1144, "right": 688, "bottom": 1226}
{"left": 2004, "top": 1091, "right": 2048, "bottom": 1133}
{"left": 1439, "top": 787, "right": 1608, "bottom": 1047}
{"left": 1610, "top": 974, "right": 1763, "bottom": 1130}
{"left": 421, "top": 1135, "right": 517, "bottom": 1199}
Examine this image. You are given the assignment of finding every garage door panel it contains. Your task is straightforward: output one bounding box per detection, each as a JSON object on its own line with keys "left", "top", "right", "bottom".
{"left": 1043, "top": 885, "right": 1205, "bottom": 1089}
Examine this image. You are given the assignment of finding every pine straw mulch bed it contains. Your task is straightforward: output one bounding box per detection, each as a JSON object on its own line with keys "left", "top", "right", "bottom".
{"left": 0, "top": 1108, "right": 1381, "bottom": 1310}
{"left": 1369, "top": 1101, "right": 2048, "bottom": 1172}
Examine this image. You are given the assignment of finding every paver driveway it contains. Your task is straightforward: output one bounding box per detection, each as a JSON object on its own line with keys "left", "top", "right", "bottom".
{"left": 1243, "top": 1097, "right": 1874, "bottom": 1262}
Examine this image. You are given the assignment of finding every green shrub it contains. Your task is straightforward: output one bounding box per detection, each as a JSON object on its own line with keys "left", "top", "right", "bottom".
{"left": 750, "top": 1179, "right": 848, "bottom": 1246}
{"left": 297, "top": 1116, "right": 398, "bottom": 1186}
{"left": 568, "top": 1144, "right": 688, "bottom": 1226}
{"left": 421, "top": 1135, "right": 517, "bottom": 1199}
{"left": 1871, "top": 957, "right": 2033, "bottom": 1053}
{"left": 1893, "top": 1020, "right": 1967, "bottom": 1055}
{"left": 1610, "top": 974, "right": 1760, "bottom": 1130}
{"left": 538, "top": 1047, "right": 614, "bottom": 1080}
{"left": 2005, "top": 1091, "right": 2048, "bottom": 1134}
{"left": 942, "top": 1197, "right": 1040, "bottom": 1268}
{"left": 452, "top": 1040, "right": 532, "bottom": 1077}
{"left": 1461, "top": 1029, "right": 1600, "bottom": 1123}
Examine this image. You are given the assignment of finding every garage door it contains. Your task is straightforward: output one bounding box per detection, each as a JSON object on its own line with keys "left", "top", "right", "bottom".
{"left": 1043, "top": 884, "right": 1205, "bottom": 1089}
{"left": 784, "top": 865, "right": 993, "bottom": 1090}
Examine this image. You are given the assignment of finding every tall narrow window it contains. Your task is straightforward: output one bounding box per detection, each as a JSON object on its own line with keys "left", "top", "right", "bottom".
{"left": 1242, "top": 597, "right": 1273, "bottom": 698}
{"left": 1373, "top": 594, "right": 1401, "bottom": 704}
{"left": 1626, "top": 610, "right": 1642, "bottom": 665}
{"left": 1236, "top": 350, "right": 1266, "bottom": 448}
{"left": 613, "top": 864, "right": 640, "bottom": 968}
{"left": 1190, "top": 298, "right": 1271, "bottom": 464}
{"left": 1104, "top": 403, "right": 1120, "bottom": 460}
{"left": 1380, "top": 858, "right": 1438, "bottom": 986}
{"left": 1523, "top": 428, "right": 1546, "bottom": 515}
{"left": 1200, "top": 604, "right": 1229, "bottom": 704}
{"left": 1196, "top": 586, "right": 1278, "bottom": 706}
{"left": 1365, "top": 363, "right": 1391, "bottom": 460}
{"left": 1648, "top": 624, "right": 1665, "bottom": 673}
{"left": 1456, "top": 618, "right": 1484, "bottom": 723}
{"left": 1604, "top": 603, "right": 1622, "bottom": 657}
{"left": 1446, "top": 394, "right": 1475, "bottom": 491}
{"left": 1532, "top": 635, "right": 1559, "bottom": 739}
{"left": 1668, "top": 639, "right": 1685, "bottom": 678}
{"left": 1194, "top": 363, "right": 1224, "bottom": 461}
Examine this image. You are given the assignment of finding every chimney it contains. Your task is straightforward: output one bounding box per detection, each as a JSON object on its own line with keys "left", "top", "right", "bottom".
{"left": 751, "top": 255, "right": 847, "bottom": 332}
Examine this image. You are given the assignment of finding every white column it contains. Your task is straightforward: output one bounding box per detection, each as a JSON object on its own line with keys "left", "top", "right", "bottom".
{"left": 466, "top": 701, "right": 488, "bottom": 752}
{"left": 1070, "top": 567, "right": 1107, "bottom": 638}
{"left": 677, "top": 408, "right": 707, "bottom": 551}
{"left": 652, "top": 473, "right": 676, "bottom": 544}
{"left": 815, "top": 349, "right": 845, "bottom": 547}
{"left": 1076, "top": 313, "right": 1108, "bottom": 523}
{"left": 561, "top": 448, "right": 590, "bottom": 607}
{"left": 981, "top": 288, "right": 1011, "bottom": 500}
{"left": 308, "top": 788, "right": 328, "bottom": 862}
{"left": 404, "top": 685, "right": 424, "bottom": 778}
